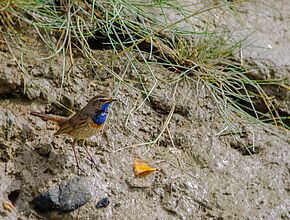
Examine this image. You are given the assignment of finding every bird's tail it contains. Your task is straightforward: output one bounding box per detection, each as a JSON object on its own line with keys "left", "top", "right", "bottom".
{"left": 30, "top": 112, "right": 67, "bottom": 124}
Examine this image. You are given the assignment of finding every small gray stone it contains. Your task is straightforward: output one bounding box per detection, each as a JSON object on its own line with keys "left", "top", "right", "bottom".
{"left": 95, "top": 197, "right": 110, "bottom": 208}
{"left": 33, "top": 177, "right": 92, "bottom": 212}
{"left": 100, "top": 157, "right": 107, "bottom": 164}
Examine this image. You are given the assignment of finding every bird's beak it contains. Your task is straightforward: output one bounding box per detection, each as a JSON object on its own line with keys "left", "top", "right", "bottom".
{"left": 107, "top": 98, "right": 118, "bottom": 103}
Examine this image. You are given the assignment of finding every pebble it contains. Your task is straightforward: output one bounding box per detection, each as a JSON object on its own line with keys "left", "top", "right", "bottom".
{"left": 100, "top": 157, "right": 107, "bottom": 164}
{"left": 95, "top": 197, "right": 110, "bottom": 208}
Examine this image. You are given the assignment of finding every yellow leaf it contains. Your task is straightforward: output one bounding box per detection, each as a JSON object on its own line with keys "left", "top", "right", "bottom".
{"left": 133, "top": 158, "right": 157, "bottom": 178}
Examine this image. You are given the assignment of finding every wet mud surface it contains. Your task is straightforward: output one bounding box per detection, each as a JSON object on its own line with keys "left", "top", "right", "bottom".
{"left": 0, "top": 1, "right": 290, "bottom": 220}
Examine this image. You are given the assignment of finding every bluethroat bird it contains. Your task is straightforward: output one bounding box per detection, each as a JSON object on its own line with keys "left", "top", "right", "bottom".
{"left": 31, "top": 95, "right": 116, "bottom": 174}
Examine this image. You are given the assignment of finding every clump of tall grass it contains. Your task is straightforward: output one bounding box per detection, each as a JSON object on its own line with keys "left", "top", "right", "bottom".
{"left": 0, "top": 0, "right": 288, "bottom": 132}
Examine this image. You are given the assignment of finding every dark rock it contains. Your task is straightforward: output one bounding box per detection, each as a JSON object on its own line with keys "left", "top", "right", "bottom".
{"left": 33, "top": 177, "right": 92, "bottom": 212}
{"left": 96, "top": 197, "right": 110, "bottom": 208}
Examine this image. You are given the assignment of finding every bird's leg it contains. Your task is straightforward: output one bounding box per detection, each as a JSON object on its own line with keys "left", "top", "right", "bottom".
{"left": 82, "top": 140, "right": 96, "bottom": 167}
{"left": 72, "top": 140, "right": 85, "bottom": 175}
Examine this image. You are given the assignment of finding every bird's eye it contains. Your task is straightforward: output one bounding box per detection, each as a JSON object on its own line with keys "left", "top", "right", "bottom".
{"left": 98, "top": 97, "right": 107, "bottom": 102}
{"left": 97, "top": 97, "right": 110, "bottom": 103}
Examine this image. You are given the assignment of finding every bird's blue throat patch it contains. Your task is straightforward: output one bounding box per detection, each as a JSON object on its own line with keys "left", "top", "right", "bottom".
{"left": 100, "top": 102, "right": 110, "bottom": 111}
{"left": 92, "top": 102, "right": 111, "bottom": 125}
{"left": 92, "top": 112, "right": 107, "bottom": 125}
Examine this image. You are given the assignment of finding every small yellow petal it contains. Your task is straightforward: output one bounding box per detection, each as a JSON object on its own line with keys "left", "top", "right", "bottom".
{"left": 133, "top": 158, "right": 157, "bottom": 178}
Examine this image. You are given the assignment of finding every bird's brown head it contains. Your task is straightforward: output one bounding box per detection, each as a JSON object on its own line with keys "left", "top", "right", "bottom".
{"left": 89, "top": 95, "right": 117, "bottom": 112}
{"left": 86, "top": 95, "right": 117, "bottom": 126}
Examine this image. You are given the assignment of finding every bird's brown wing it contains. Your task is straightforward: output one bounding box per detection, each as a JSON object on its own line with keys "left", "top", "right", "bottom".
{"left": 54, "top": 112, "right": 88, "bottom": 135}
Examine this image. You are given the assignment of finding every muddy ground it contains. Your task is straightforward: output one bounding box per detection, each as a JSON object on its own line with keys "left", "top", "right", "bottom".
{"left": 0, "top": 0, "right": 289, "bottom": 220}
